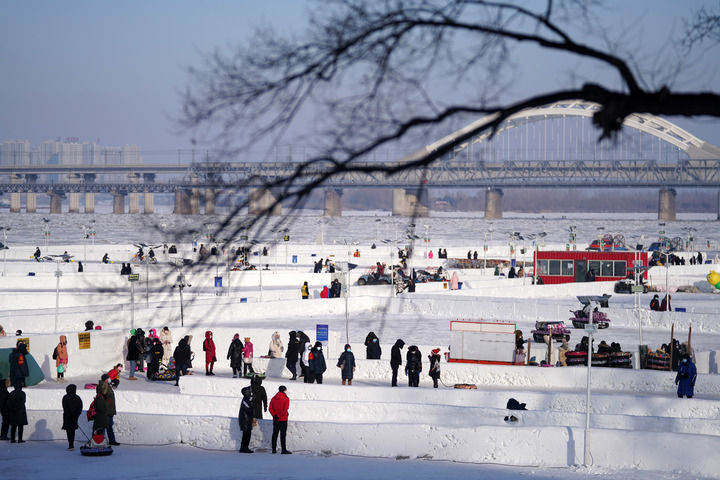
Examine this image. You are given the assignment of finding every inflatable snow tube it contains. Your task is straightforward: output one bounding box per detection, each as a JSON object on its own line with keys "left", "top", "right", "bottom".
{"left": 707, "top": 270, "right": 720, "bottom": 289}
{"left": 565, "top": 351, "right": 588, "bottom": 366}
{"left": 80, "top": 445, "right": 113, "bottom": 456}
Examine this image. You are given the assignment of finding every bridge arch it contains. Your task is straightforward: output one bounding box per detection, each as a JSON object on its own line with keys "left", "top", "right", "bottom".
{"left": 428, "top": 100, "right": 720, "bottom": 160}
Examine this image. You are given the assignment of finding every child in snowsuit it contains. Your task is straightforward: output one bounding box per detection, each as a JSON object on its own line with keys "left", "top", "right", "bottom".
{"left": 61, "top": 384, "right": 83, "bottom": 450}
{"left": 203, "top": 331, "right": 217, "bottom": 376}
{"left": 242, "top": 338, "right": 255, "bottom": 377}
{"left": 337, "top": 344, "right": 356, "bottom": 385}
{"left": 428, "top": 348, "right": 441, "bottom": 388}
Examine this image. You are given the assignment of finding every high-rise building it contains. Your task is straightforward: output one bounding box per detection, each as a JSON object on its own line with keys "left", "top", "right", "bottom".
{"left": 0, "top": 139, "right": 31, "bottom": 166}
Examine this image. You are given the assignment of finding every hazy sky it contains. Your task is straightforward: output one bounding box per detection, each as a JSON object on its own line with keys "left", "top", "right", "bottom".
{"left": 1, "top": 1, "right": 719, "bottom": 156}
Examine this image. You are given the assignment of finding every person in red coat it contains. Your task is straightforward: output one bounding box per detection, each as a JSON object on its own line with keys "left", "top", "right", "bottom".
{"left": 203, "top": 331, "right": 217, "bottom": 376}
{"left": 268, "top": 385, "right": 291, "bottom": 454}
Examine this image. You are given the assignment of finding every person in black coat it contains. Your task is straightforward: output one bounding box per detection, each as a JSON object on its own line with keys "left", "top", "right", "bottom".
{"left": 337, "top": 344, "right": 356, "bottom": 385}
{"left": 7, "top": 382, "right": 27, "bottom": 443}
{"left": 405, "top": 345, "right": 422, "bottom": 387}
{"left": 296, "top": 331, "right": 311, "bottom": 378}
{"left": 148, "top": 338, "right": 164, "bottom": 379}
{"left": 126, "top": 331, "right": 143, "bottom": 380}
{"left": 9, "top": 341, "right": 30, "bottom": 387}
{"left": 390, "top": 339, "right": 405, "bottom": 387}
{"left": 285, "top": 331, "right": 299, "bottom": 380}
{"left": 0, "top": 376, "right": 9, "bottom": 440}
{"left": 428, "top": 348, "right": 441, "bottom": 388}
{"left": 227, "top": 334, "right": 245, "bottom": 378}
{"left": 238, "top": 386, "right": 254, "bottom": 453}
{"left": 365, "top": 332, "right": 382, "bottom": 359}
{"left": 173, "top": 336, "right": 192, "bottom": 386}
{"left": 250, "top": 375, "right": 268, "bottom": 425}
{"left": 308, "top": 342, "right": 327, "bottom": 384}
{"left": 61, "top": 383, "right": 83, "bottom": 450}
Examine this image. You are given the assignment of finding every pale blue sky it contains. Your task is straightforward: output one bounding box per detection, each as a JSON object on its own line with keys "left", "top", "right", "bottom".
{"left": 1, "top": 1, "right": 718, "bottom": 155}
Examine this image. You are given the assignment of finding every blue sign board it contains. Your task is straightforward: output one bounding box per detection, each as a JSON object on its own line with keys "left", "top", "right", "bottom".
{"left": 316, "top": 324, "right": 329, "bottom": 342}
{"left": 214, "top": 276, "right": 223, "bottom": 288}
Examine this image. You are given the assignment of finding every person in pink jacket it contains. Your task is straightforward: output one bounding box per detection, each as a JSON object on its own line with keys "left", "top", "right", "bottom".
{"left": 203, "top": 331, "right": 217, "bottom": 376}
{"left": 242, "top": 337, "right": 255, "bottom": 377}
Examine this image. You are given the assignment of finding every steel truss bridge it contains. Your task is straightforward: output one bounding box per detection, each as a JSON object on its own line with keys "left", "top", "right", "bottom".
{"left": 1, "top": 101, "right": 719, "bottom": 194}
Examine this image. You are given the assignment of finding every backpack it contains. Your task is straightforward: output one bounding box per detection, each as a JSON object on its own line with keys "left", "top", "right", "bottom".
{"left": 86, "top": 399, "right": 97, "bottom": 421}
{"left": 52, "top": 346, "right": 58, "bottom": 360}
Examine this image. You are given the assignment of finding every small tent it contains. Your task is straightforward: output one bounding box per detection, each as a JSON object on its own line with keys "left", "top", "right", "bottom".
{"left": 0, "top": 348, "right": 45, "bottom": 386}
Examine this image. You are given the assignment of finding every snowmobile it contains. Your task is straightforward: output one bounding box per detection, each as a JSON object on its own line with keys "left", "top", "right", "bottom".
{"left": 531, "top": 320, "right": 571, "bottom": 343}
{"left": 570, "top": 296, "right": 611, "bottom": 329}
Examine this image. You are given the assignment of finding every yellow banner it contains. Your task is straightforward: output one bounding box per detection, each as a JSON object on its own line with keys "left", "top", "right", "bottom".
{"left": 78, "top": 332, "right": 91, "bottom": 350}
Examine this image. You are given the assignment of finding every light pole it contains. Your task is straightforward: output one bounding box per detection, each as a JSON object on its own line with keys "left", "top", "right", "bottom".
{"left": 1, "top": 226, "right": 9, "bottom": 277}
{"left": 82, "top": 224, "right": 88, "bottom": 262}
{"left": 583, "top": 323, "right": 597, "bottom": 466}
{"left": 44, "top": 256, "right": 64, "bottom": 333}
{"left": 423, "top": 224, "right": 430, "bottom": 258}
{"left": 174, "top": 273, "right": 190, "bottom": 327}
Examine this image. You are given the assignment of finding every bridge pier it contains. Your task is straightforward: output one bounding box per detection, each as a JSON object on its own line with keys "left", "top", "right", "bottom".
{"left": 68, "top": 174, "right": 81, "bottom": 213}
{"left": 174, "top": 189, "right": 191, "bottom": 215}
{"left": 26, "top": 192, "right": 36, "bottom": 213}
{"left": 392, "top": 188, "right": 429, "bottom": 217}
{"left": 484, "top": 188, "right": 503, "bottom": 219}
{"left": 112, "top": 192, "right": 126, "bottom": 214}
{"left": 49, "top": 193, "right": 62, "bottom": 214}
{"left": 249, "top": 188, "right": 281, "bottom": 216}
{"left": 658, "top": 188, "right": 676, "bottom": 221}
{"left": 324, "top": 189, "right": 342, "bottom": 216}
{"left": 205, "top": 189, "right": 215, "bottom": 215}
{"left": 9, "top": 174, "right": 21, "bottom": 213}
{"left": 84, "top": 193, "right": 95, "bottom": 214}
{"left": 128, "top": 174, "right": 140, "bottom": 214}
{"left": 143, "top": 174, "right": 155, "bottom": 214}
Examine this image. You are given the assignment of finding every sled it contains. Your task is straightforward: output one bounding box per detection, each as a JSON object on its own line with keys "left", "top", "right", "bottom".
{"left": 80, "top": 431, "right": 113, "bottom": 457}
{"left": 453, "top": 383, "right": 477, "bottom": 389}
{"left": 570, "top": 310, "right": 610, "bottom": 329}
{"left": 150, "top": 369, "right": 176, "bottom": 381}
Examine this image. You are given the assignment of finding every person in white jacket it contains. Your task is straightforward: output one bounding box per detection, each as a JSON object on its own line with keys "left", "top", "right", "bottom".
{"left": 159, "top": 327, "right": 173, "bottom": 367}
{"left": 269, "top": 331, "right": 284, "bottom": 358}
{"left": 301, "top": 342, "right": 312, "bottom": 383}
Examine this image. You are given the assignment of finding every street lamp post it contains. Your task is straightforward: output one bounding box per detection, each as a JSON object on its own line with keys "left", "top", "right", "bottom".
{"left": 583, "top": 324, "right": 597, "bottom": 466}
{"left": 174, "top": 273, "right": 190, "bottom": 327}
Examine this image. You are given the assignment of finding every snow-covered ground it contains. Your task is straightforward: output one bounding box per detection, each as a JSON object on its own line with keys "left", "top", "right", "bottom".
{"left": 0, "top": 211, "right": 719, "bottom": 479}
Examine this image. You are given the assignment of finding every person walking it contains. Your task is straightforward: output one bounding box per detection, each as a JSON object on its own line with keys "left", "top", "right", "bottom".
{"left": 285, "top": 331, "right": 299, "bottom": 380}
{"left": 227, "top": 334, "right": 244, "bottom": 378}
{"left": 365, "top": 332, "right": 382, "bottom": 359}
{"left": 251, "top": 375, "right": 268, "bottom": 427}
{"left": 269, "top": 385, "right": 291, "bottom": 454}
{"left": 7, "top": 382, "right": 28, "bottom": 443}
{"left": 54, "top": 335, "right": 69, "bottom": 382}
{"left": 238, "top": 386, "right": 254, "bottom": 453}
{"left": 676, "top": 353, "right": 697, "bottom": 399}
{"left": 203, "top": 330, "right": 217, "bottom": 376}
{"left": 390, "top": 339, "right": 405, "bottom": 387}
{"left": 406, "top": 345, "right": 422, "bottom": 387}
{"left": 428, "top": 348, "right": 441, "bottom": 388}
{"left": 61, "top": 384, "right": 83, "bottom": 450}
{"left": 308, "top": 342, "right": 327, "bottom": 384}
{"left": 337, "top": 344, "right": 356, "bottom": 385}
{"left": 269, "top": 331, "right": 284, "bottom": 358}
{"left": 159, "top": 326, "right": 173, "bottom": 366}
{"left": 242, "top": 337, "right": 255, "bottom": 377}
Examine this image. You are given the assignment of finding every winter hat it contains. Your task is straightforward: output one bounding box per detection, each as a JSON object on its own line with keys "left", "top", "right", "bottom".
{"left": 233, "top": 333, "right": 240, "bottom": 340}
{"left": 432, "top": 348, "right": 441, "bottom": 354}
{"left": 278, "top": 385, "right": 287, "bottom": 392}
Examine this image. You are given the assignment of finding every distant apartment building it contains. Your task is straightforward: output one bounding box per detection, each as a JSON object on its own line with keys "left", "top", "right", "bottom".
{"left": 1, "top": 138, "right": 143, "bottom": 181}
